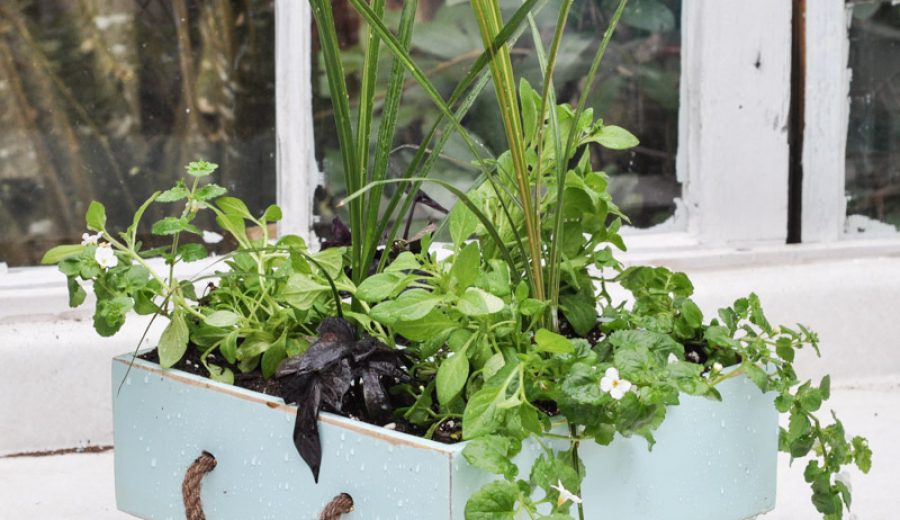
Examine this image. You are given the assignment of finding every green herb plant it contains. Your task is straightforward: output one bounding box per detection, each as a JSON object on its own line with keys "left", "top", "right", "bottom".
{"left": 333, "top": 0, "right": 872, "bottom": 518}
{"left": 44, "top": 0, "right": 873, "bottom": 518}
{"left": 42, "top": 161, "right": 349, "bottom": 384}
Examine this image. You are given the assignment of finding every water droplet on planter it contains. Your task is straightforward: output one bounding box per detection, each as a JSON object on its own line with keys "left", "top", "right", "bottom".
{"left": 125, "top": 377, "right": 132, "bottom": 386}
{"left": 150, "top": 458, "right": 157, "bottom": 468}
{"left": 360, "top": 463, "right": 366, "bottom": 471}
{"left": 143, "top": 375, "right": 149, "bottom": 384}
{"left": 284, "top": 453, "right": 290, "bottom": 462}
{"left": 720, "top": 420, "right": 726, "bottom": 428}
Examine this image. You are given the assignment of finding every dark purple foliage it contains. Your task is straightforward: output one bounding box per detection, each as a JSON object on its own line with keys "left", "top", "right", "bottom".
{"left": 275, "top": 318, "right": 407, "bottom": 482}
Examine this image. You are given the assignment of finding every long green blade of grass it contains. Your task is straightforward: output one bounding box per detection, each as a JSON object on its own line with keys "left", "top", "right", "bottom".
{"left": 341, "top": 178, "right": 517, "bottom": 275}
{"left": 350, "top": 0, "right": 544, "bottom": 277}
{"left": 361, "top": 0, "right": 417, "bottom": 278}
{"left": 548, "top": 0, "right": 629, "bottom": 319}
{"left": 470, "top": 0, "right": 544, "bottom": 302}
{"left": 353, "top": 0, "right": 387, "bottom": 284}
{"left": 309, "top": 0, "right": 359, "bottom": 272}
{"left": 529, "top": 0, "right": 574, "bottom": 329}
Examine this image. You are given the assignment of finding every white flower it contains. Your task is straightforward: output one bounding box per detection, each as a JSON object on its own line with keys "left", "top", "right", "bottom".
{"left": 81, "top": 232, "right": 101, "bottom": 246}
{"left": 667, "top": 353, "right": 679, "bottom": 364}
{"left": 600, "top": 367, "right": 632, "bottom": 400}
{"left": 712, "top": 362, "right": 724, "bottom": 373}
{"left": 94, "top": 242, "right": 118, "bottom": 269}
{"left": 550, "top": 480, "right": 582, "bottom": 507}
{"left": 202, "top": 230, "right": 224, "bottom": 244}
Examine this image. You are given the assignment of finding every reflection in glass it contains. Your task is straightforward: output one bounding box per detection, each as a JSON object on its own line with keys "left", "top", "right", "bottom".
{"left": 311, "top": 0, "right": 682, "bottom": 243}
{"left": 845, "top": 3, "right": 900, "bottom": 233}
{"left": 0, "top": 1, "right": 276, "bottom": 266}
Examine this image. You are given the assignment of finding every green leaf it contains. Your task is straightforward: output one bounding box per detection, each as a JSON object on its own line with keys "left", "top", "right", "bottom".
{"left": 311, "top": 247, "right": 344, "bottom": 279}
{"left": 680, "top": 299, "right": 703, "bottom": 328}
{"left": 561, "top": 363, "right": 604, "bottom": 404}
{"left": 216, "top": 214, "right": 247, "bottom": 242}
{"left": 437, "top": 352, "right": 470, "bottom": 405}
{"left": 356, "top": 272, "right": 405, "bottom": 302}
{"left": 594, "top": 125, "right": 639, "bottom": 150}
{"left": 744, "top": 364, "right": 770, "bottom": 392}
{"left": 560, "top": 292, "right": 597, "bottom": 336}
{"left": 262, "top": 204, "right": 283, "bottom": 223}
{"left": 157, "top": 184, "right": 190, "bottom": 202}
{"left": 451, "top": 242, "right": 481, "bottom": 289}
{"left": 457, "top": 287, "right": 505, "bottom": 317}
{"left": 217, "top": 197, "right": 252, "bottom": 219}
{"left": 206, "top": 363, "right": 234, "bottom": 385}
{"left": 463, "top": 384, "right": 505, "bottom": 439}
{"left": 41, "top": 244, "right": 84, "bottom": 265}
{"left": 384, "top": 251, "right": 420, "bottom": 272}
{"left": 534, "top": 329, "right": 575, "bottom": 354}
{"left": 462, "top": 435, "right": 518, "bottom": 479}
{"left": 371, "top": 289, "right": 442, "bottom": 325}
{"left": 85, "top": 201, "right": 107, "bottom": 231}
{"left": 237, "top": 334, "right": 272, "bottom": 361}
{"left": 152, "top": 217, "right": 201, "bottom": 236}
{"left": 261, "top": 335, "right": 287, "bottom": 379}
{"left": 775, "top": 337, "right": 795, "bottom": 362}
{"left": 392, "top": 311, "right": 456, "bottom": 341}
{"left": 464, "top": 480, "right": 518, "bottom": 520}
{"left": 186, "top": 160, "right": 218, "bottom": 177}
{"left": 204, "top": 310, "right": 240, "bottom": 328}
{"left": 283, "top": 274, "right": 329, "bottom": 311}
{"left": 67, "top": 277, "right": 86, "bottom": 307}
{"left": 194, "top": 183, "right": 227, "bottom": 201}
{"left": 158, "top": 313, "right": 189, "bottom": 368}
{"left": 220, "top": 330, "right": 239, "bottom": 364}
{"left": 519, "top": 298, "right": 548, "bottom": 317}
{"left": 449, "top": 203, "right": 478, "bottom": 247}
{"left": 177, "top": 243, "right": 208, "bottom": 263}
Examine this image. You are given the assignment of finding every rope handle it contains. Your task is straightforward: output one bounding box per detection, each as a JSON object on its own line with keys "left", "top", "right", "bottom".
{"left": 181, "top": 451, "right": 355, "bottom": 519}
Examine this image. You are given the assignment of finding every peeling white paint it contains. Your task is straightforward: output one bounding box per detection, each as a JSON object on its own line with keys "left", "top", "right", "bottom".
{"left": 679, "top": 0, "right": 792, "bottom": 245}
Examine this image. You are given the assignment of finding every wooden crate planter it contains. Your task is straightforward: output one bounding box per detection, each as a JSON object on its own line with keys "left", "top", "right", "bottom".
{"left": 113, "top": 353, "right": 778, "bottom": 520}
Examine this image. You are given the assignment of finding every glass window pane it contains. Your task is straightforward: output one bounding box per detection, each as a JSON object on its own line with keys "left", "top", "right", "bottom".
{"left": 845, "top": 3, "right": 900, "bottom": 234}
{"left": 0, "top": 1, "right": 276, "bottom": 267}
{"left": 311, "top": 0, "right": 682, "bottom": 243}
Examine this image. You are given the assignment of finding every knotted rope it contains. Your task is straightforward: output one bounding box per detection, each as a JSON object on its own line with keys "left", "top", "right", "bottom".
{"left": 181, "top": 451, "right": 354, "bottom": 520}
{"left": 318, "top": 493, "right": 355, "bottom": 520}
{"left": 182, "top": 451, "right": 217, "bottom": 520}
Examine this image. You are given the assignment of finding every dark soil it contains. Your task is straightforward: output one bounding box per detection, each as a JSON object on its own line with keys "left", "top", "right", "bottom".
{"left": 137, "top": 347, "right": 452, "bottom": 442}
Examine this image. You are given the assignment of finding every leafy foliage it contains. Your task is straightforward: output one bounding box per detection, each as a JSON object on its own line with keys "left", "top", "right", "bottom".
{"left": 46, "top": 0, "right": 872, "bottom": 518}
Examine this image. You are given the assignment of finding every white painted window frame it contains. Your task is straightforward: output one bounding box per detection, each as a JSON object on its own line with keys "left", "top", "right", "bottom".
{"left": 2, "top": 0, "right": 899, "bottom": 320}
{"left": 802, "top": 0, "right": 900, "bottom": 243}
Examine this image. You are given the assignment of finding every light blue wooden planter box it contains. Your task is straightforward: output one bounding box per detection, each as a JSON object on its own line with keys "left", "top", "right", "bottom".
{"left": 113, "top": 353, "right": 778, "bottom": 520}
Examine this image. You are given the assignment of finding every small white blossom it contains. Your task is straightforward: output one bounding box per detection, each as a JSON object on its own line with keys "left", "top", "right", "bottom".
{"left": 94, "top": 242, "right": 118, "bottom": 269}
{"left": 81, "top": 232, "right": 101, "bottom": 246}
{"left": 202, "top": 230, "right": 224, "bottom": 244}
{"left": 600, "top": 367, "right": 632, "bottom": 400}
{"left": 550, "top": 480, "right": 582, "bottom": 507}
{"left": 667, "top": 353, "right": 679, "bottom": 364}
{"left": 712, "top": 362, "right": 724, "bottom": 373}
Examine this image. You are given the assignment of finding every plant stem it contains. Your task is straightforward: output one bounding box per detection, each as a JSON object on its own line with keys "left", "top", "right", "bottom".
{"left": 568, "top": 424, "right": 585, "bottom": 520}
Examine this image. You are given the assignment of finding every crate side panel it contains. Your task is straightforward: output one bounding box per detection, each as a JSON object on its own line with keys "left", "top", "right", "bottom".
{"left": 112, "top": 361, "right": 453, "bottom": 520}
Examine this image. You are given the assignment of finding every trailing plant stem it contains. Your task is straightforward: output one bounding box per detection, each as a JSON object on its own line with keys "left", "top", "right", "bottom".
{"left": 569, "top": 424, "right": 585, "bottom": 520}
